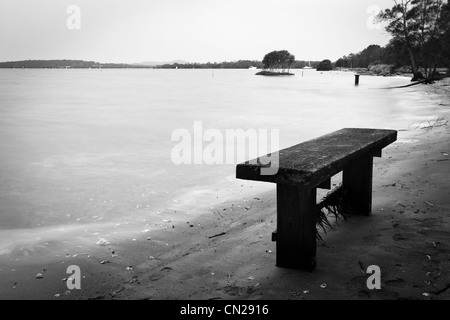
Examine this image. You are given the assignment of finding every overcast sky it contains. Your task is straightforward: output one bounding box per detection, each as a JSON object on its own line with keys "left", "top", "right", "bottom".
{"left": 0, "top": 0, "right": 395, "bottom": 63}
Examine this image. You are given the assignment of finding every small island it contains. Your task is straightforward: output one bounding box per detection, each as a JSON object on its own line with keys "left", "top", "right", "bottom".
{"left": 256, "top": 50, "right": 295, "bottom": 76}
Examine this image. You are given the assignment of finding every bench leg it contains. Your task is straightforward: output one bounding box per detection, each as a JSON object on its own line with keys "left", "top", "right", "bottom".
{"left": 343, "top": 156, "right": 373, "bottom": 215}
{"left": 276, "top": 184, "right": 317, "bottom": 271}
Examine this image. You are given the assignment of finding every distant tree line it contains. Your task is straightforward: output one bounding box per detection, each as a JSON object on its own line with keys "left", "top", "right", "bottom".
{"left": 0, "top": 60, "right": 150, "bottom": 69}
{"left": 335, "top": 45, "right": 387, "bottom": 69}
{"left": 0, "top": 59, "right": 324, "bottom": 70}
{"left": 156, "top": 59, "right": 321, "bottom": 69}
{"left": 156, "top": 60, "right": 263, "bottom": 69}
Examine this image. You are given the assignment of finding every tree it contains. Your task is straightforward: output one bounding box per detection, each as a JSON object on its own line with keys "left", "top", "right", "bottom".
{"left": 316, "top": 59, "right": 333, "bottom": 71}
{"left": 287, "top": 54, "right": 295, "bottom": 72}
{"left": 377, "top": 0, "right": 447, "bottom": 80}
{"left": 377, "top": 0, "right": 419, "bottom": 77}
{"left": 411, "top": 0, "right": 447, "bottom": 79}
{"left": 383, "top": 38, "right": 411, "bottom": 67}
{"left": 335, "top": 58, "right": 349, "bottom": 68}
{"left": 262, "top": 50, "right": 295, "bottom": 73}
{"left": 358, "top": 45, "right": 385, "bottom": 67}
{"left": 438, "top": 1, "right": 450, "bottom": 71}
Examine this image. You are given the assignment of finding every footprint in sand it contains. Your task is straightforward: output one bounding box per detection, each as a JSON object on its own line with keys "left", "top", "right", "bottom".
{"left": 392, "top": 232, "right": 417, "bottom": 241}
{"left": 363, "top": 234, "right": 381, "bottom": 244}
{"left": 148, "top": 266, "right": 173, "bottom": 281}
{"left": 221, "top": 285, "right": 244, "bottom": 297}
{"left": 393, "top": 233, "right": 408, "bottom": 241}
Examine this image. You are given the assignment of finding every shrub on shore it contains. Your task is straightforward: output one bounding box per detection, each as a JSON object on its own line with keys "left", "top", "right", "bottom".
{"left": 316, "top": 60, "right": 333, "bottom": 71}
{"left": 368, "top": 64, "right": 395, "bottom": 75}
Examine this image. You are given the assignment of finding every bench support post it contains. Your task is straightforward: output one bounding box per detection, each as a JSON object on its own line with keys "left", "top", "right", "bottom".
{"left": 276, "top": 185, "right": 317, "bottom": 271}
{"left": 343, "top": 156, "right": 374, "bottom": 215}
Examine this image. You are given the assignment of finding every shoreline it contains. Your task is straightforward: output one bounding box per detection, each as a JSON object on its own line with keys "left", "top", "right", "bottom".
{"left": 1, "top": 79, "right": 449, "bottom": 300}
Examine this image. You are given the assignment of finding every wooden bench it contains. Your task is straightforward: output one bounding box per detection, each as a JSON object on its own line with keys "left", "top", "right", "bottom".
{"left": 236, "top": 128, "right": 397, "bottom": 271}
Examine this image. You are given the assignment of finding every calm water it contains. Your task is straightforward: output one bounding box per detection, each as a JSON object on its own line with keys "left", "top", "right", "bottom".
{"left": 0, "top": 69, "right": 440, "bottom": 242}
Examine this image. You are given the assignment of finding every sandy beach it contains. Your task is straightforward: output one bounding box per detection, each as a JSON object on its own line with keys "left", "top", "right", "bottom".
{"left": 1, "top": 78, "right": 449, "bottom": 301}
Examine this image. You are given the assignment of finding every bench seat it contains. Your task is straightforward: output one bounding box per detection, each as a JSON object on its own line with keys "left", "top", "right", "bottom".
{"left": 236, "top": 128, "right": 397, "bottom": 271}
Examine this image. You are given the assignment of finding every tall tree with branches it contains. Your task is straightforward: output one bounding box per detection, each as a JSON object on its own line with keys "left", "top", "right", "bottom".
{"left": 262, "top": 50, "right": 295, "bottom": 73}
{"left": 438, "top": 1, "right": 450, "bottom": 71}
{"left": 377, "top": 0, "right": 447, "bottom": 80}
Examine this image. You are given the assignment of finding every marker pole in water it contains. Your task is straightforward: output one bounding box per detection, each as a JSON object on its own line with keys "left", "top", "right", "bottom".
{"left": 355, "top": 74, "right": 360, "bottom": 86}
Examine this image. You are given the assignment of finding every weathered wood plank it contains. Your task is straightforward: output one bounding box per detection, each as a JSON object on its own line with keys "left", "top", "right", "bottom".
{"left": 343, "top": 156, "right": 373, "bottom": 215}
{"left": 236, "top": 128, "right": 397, "bottom": 187}
{"left": 276, "top": 185, "right": 317, "bottom": 271}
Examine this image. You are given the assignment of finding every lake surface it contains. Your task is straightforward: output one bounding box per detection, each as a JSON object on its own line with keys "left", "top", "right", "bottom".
{"left": 0, "top": 69, "right": 441, "bottom": 251}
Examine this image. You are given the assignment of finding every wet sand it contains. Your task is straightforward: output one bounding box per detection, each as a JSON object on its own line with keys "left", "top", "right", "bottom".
{"left": 1, "top": 79, "right": 449, "bottom": 300}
